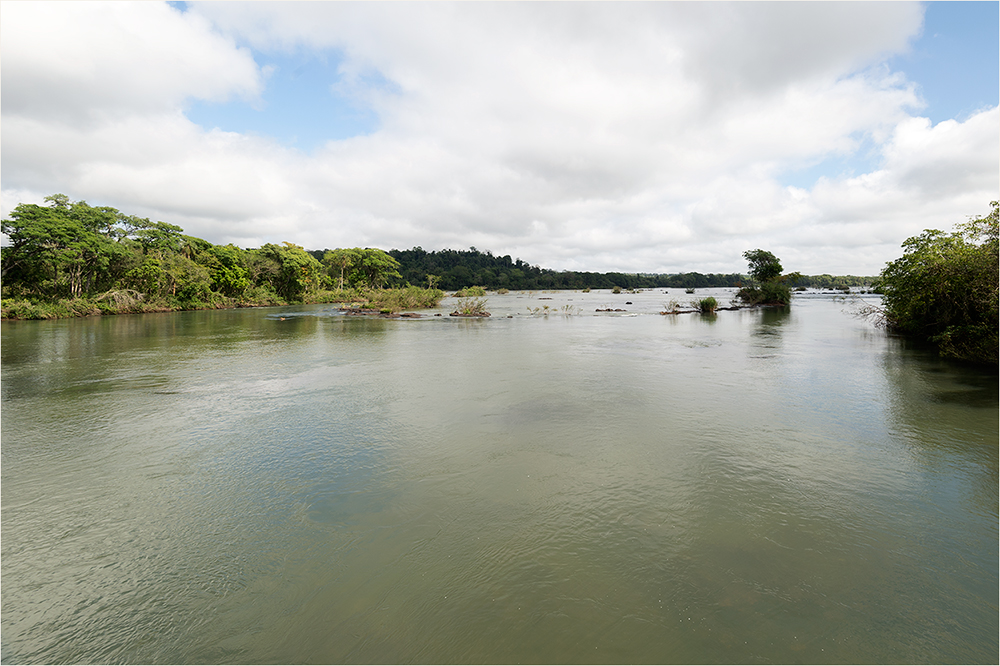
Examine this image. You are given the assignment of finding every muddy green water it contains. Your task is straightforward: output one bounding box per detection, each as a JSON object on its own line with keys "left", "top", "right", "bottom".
{"left": 1, "top": 290, "right": 997, "bottom": 664}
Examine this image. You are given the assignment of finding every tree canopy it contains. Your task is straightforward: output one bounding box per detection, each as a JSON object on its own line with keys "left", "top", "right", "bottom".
{"left": 736, "top": 249, "right": 792, "bottom": 305}
{"left": 872, "top": 201, "right": 998, "bottom": 364}
{"left": 742, "top": 249, "right": 783, "bottom": 284}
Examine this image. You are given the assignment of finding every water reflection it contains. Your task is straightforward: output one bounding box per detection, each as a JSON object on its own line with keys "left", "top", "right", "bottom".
{"left": 2, "top": 297, "right": 997, "bottom": 664}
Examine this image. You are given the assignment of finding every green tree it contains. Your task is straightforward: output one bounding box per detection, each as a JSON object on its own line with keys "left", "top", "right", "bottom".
{"left": 323, "top": 248, "right": 362, "bottom": 290}
{"left": 259, "top": 242, "right": 324, "bottom": 301}
{"left": 348, "top": 248, "right": 402, "bottom": 289}
{"left": 737, "top": 249, "right": 791, "bottom": 305}
{"left": 743, "top": 249, "right": 783, "bottom": 283}
{"left": 1, "top": 197, "right": 132, "bottom": 297}
{"left": 207, "top": 244, "right": 251, "bottom": 297}
{"left": 871, "top": 201, "right": 998, "bottom": 363}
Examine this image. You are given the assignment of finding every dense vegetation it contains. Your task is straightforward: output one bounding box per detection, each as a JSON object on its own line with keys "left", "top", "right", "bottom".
{"left": 311, "top": 245, "right": 869, "bottom": 292}
{"left": 2, "top": 193, "right": 875, "bottom": 320}
{"left": 1, "top": 194, "right": 440, "bottom": 318}
{"left": 866, "top": 201, "right": 998, "bottom": 364}
{"left": 735, "top": 249, "right": 793, "bottom": 305}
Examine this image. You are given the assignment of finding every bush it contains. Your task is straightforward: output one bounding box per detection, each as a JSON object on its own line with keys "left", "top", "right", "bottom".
{"left": 454, "top": 285, "right": 487, "bottom": 297}
{"left": 869, "top": 201, "right": 998, "bottom": 364}
{"left": 736, "top": 281, "right": 791, "bottom": 306}
{"left": 697, "top": 296, "right": 718, "bottom": 313}
{"left": 365, "top": 286, "right": 444, "bottom": 312}
{"left": 451, "top": 296, "right": 490, "bottom": 316}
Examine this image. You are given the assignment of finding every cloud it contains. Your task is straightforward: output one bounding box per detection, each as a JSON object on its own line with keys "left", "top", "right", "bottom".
{"left": 1, "top": 1, "right": 262, "bottom": 125}
{"left": 2, "top": 1, "right": 996, "bottom": 275}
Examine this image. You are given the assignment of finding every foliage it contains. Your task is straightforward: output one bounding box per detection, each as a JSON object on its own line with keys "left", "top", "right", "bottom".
{"left": 696, "top": 296, "right": 718, "bottom": 314}
{"left": 383, "top": 246, "right": 746, "bottom": 291}
{"left": 743, "top": 249, "right": 783, "bottom": 283}
{"left": 321, "top": 247, "right": 401, "bottom": 290}
{"left": 736, "top": 249, "right": 792, "bottom": 306}
{"left": 736, "top": 281, "right": 792, "bottom": 306}
{"left": 256, "top": 242, "right": 324, "bottom": 301}
{"left": 452, "top": 296, "right": 490, "bottom": 316}
{"left": 869, "top": 201, "right": 998, "bottom": 364}
{"left": 454, "top": 285, "right": 486, "bottom": 297}
{"left": 0, "top": 193, "right": 871, "bottom": 322}
{"left": 364, "top": 286, "right": 444, "bottom": 312}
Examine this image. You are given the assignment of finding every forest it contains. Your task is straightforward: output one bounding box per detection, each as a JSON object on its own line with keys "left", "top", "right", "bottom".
{"left": 2, "top": 194, "right": 872, "bottom": 320}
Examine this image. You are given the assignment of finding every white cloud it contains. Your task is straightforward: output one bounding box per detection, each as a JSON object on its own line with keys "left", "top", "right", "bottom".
{"left": 2, "top": 1, "right": 997, "bottom": 275}
{"left": 0, "top": 1, "right": 261, "bottom": 125}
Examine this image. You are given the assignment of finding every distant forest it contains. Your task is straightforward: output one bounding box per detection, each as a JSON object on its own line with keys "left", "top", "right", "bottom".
{"left": 0, "top": 192, "right": 874, "bottom": 321}
{"left": 311, "top": 246, "right": 874, "bottom": 291}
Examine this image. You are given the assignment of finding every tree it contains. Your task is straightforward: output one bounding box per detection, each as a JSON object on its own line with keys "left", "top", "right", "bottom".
{"left": 743, "top": 249, "right": 783, "bottom": 284}
{"left": 323, "top": 248, "right": 362, "bottom": 290}
{"left": 347, "top": 248, "right": 402, "bottom": 290}
{"left": 206, "top": 244, "right": 251, "bottom": 297}
{"left": 870, "top": 201, "right": 998, "bottom": 364}
{"left": 1, "top": 197, "right": 133, "bottom": 297}
{"left": 736, "top": 249, "right": 791, "bottom": 305}
{"left": 258, "top": 242, "right": 324, "bottom": 301}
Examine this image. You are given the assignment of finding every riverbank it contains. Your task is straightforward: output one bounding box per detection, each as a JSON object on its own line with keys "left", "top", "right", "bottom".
{"left": 0, "top": 285, "right": 445, "bottom": 320}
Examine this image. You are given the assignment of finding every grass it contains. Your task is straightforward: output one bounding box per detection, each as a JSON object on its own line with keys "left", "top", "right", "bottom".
{"left": 2, "top": 285, "right": 445, "bottom": 320}
{"left": 696, "top": 296, "right": 718, "bottom": 314}
{"left": 454, "top": 285, "right": 487, "bottom": 297}
{"left": 363, "top": 286, "right": 445, "bottom": 311}
{"left": 452, "top": 296, "right": 490, "bottom": 316}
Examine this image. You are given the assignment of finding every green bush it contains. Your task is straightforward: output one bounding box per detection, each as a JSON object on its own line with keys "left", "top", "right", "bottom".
{"left": 365, "top": 286, "right": 444, "bottom": 312}
{"left": 452, "top": 296, "right": 490, "bottom": 316}
{"left": 697, "top": 296, "right": 718, "bottom": 313}
{"left": 871, "top": 201, "right": 997, "bottom": 364}
{"left": 736, "top": 281, "right": 791, "bottom": 306}
{"left": 454, "top": 285, "right": 487, "bottom": 297}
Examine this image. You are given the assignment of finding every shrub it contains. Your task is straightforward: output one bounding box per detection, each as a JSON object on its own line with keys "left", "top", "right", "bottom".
{"left": 452, "top": 296, "right": 490, "bottom": 316}
{"left": 454, "top": 285, "right": 487, "bottom": 297}
{"left": 366, "top": 286, "right": 444, "bottom": 312}
{"left": 697, "top": 296, "right": 718, "bottom": 313}
{"left": 612, "top": 286, "right": 622, "bottom": 294}
{"left": 736, "top": 281, "right": 791, "bottom": 306}
{"left": 868, "top": 201, "right": 998, "bottom": 364}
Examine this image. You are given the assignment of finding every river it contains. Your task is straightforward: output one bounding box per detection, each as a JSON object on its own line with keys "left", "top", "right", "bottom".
{"left": 1, "top": 289, "right": 996, "bottom": 664}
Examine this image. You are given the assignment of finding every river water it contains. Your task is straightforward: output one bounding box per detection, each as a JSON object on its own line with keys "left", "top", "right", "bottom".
{"left": 1, "top": 289, "right": 996, "bottom": 664}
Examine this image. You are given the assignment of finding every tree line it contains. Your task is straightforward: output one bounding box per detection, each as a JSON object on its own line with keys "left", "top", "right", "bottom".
{"left": 310, "top": 245, "right": 870, "bottom": 292}
{"left": 0, "top": 195, "right": 411, "bottom": 317}
{"left": 3, "top": 193, "right": 872, "bottom": 319}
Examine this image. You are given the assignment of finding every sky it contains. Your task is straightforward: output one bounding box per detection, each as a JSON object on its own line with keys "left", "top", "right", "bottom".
{"left": 2, "top": 1, "right": 997, "bottom": 276}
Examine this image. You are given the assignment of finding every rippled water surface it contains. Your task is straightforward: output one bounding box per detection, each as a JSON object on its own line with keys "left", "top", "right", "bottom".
{"left": 2, "top": 290, "right": 997, "bottom": 664}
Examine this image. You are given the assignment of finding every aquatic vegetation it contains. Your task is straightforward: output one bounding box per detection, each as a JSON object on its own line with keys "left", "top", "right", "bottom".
{"left": 364, "top": 286, "right": 445, "bottom": 312}
{"left": 454, "top": 285, "right": 487, "bottom": 297}
{"left": 451, "top": 296, "right": 490, "bottom": 316}
{"left": 860, "top": 201, "right": 998, "bottom": 364}
{"left": 696, "top": 296, "right": 718, "bottom": 314}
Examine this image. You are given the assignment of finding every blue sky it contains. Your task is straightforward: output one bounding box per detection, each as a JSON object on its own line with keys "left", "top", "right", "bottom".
{"left": 185, "top": 49, "right": 383, "bottom": 148}
{"left": 782, "top": 1, "right": 998, "bottom": 189}
{"left": 185, "top": 2, "right": 998, "bottom": 158}
{"left": 2, "top": 1, "right": 997, "bottom": 275}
